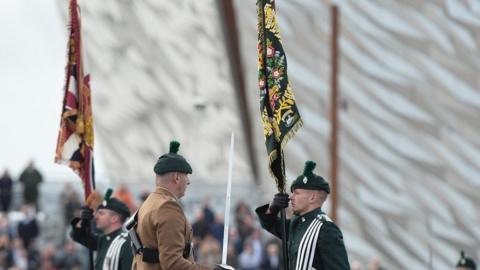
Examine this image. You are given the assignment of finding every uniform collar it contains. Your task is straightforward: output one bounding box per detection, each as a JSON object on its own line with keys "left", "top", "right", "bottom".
{"left": 104, "top": 228, "right": 123, "bottom": 240}
{"left": 154, "top": 187, "right": 177, "bottom": 201}
{"left": 294, "top": 207, "right": 323, "bottom": 220}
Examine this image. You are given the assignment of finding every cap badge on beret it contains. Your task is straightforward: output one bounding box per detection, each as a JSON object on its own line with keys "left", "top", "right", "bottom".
{"left": 290, "top": 160, "right": 331, "bottom": 193}
{"left": 456, "top": 250, "right": 477, "bottom": 270}
{"left": 102, "top": 188, "right": 113, "bottom": 206}
{"left": 97, "top": 188, "right": 131, "bottom": 218}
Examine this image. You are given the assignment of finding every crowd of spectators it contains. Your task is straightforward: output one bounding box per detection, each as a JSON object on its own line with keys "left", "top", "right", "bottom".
{"left": 0, "top": 163, "right": 85, "bottom": 270}
{"left": 0, "top": 161, "right": 390, "bottom": 270}
{"left": 190, "top": 199, "right": 282, "bottom": 270}
{"left": 0, "top": 162, "right": 440, "bottom": 270}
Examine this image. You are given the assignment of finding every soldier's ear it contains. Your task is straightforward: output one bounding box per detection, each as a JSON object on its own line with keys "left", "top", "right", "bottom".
{"left": 110, "top": 213, "right": 120, "bottom": 223}
{"left": 172, "top": 172, "right": 179, "bottom": 183}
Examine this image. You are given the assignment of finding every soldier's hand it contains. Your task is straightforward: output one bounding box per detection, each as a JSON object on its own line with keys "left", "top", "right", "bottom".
{"left": 214, "top": 264, "right": 235, "bottom": 270}
{"left": 81, "top": 206, "right": 94, "bottom": 221}
{"left": 269, "top": 193, "right": 289, "bottom": 214}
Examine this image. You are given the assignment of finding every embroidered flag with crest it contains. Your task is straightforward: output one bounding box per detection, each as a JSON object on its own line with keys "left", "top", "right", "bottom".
{"left": 257, "top": 0, "right": 303, "bottom": 193}
{"left": 55, "top": 0, "right": 95, "bottom": 201}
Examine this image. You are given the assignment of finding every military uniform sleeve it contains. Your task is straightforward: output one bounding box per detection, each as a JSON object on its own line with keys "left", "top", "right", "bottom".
{"left": 255, "top": 204, "right": 289, "bottom": 240}
{"left": 318, "top": 222, "right": 350, "bottom": 270}
{"left": 119, "top": 238, "right": 133, "bottom": 270}
{"left": 154, "top": 201, "right": 212, "bottom": 270}
{"left": 69, "top": 217, "right": 98, "bottom": 250}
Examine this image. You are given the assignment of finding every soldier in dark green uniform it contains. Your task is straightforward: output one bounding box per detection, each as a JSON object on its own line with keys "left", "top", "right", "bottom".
{"left": 256, "top": 161, "right": 350, "bottom": 270}
{"left": 71, "top": 189, "right": 133, "bottom": 270}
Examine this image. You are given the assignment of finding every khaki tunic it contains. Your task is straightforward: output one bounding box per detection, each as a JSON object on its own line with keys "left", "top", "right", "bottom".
{"left": 132, "top": 187, "right": 212, "bottom": 270}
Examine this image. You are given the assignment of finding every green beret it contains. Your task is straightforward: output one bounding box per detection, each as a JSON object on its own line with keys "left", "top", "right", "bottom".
{"left": 97, "top": 188, "right": 130, "bottom": 218}
{"left": 154, "top": 140, "right": 192, "bottom": 175}
{"left": 290, "top": 161, "right": 330, "bottom": 193}
{"left": 456, "top": 251, "right": 476, "bottom": 270}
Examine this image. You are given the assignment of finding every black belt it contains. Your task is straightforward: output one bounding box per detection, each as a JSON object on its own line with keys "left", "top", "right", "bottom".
{"left": 141, "top": 242, "right": 191, "bottom": 264}
{"left": 142, "top": 248, "right": 159, "bottom": 263}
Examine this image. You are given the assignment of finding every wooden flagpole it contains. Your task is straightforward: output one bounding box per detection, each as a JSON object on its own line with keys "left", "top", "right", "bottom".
{"left": 329, "top": 5, "right": 340, "bottom": 223}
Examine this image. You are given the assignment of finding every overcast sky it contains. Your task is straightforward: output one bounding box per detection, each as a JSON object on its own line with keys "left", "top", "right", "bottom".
{"left": 0, "top": 0, "right": 105, "bottom": 180}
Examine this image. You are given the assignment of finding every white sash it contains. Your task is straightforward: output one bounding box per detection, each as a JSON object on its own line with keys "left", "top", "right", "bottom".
{"left": 295, "top": 214, "right": 332, "bottom": 270}
{"left": 103, "top": 232, "right": 128, "bottom": 270}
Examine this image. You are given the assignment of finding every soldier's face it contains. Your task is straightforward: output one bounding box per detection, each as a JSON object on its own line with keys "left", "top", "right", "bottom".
{"left": 289, "top": 189, "right": 311, "bottom": 215}
{"left": 176, "top": 172, "right": 190, "bottom": 198}
{"left": 94, "top": 208, "right": 116, "bottom": 232}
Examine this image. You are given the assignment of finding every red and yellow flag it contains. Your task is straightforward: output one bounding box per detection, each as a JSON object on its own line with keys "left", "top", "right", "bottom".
{"left": 55, "top": 0, "right": 95, "bottom": 201}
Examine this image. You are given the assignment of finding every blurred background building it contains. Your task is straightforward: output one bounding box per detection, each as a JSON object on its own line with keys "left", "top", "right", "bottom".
{"left": 1, "top": 0, "right": 479, "bottom": 269}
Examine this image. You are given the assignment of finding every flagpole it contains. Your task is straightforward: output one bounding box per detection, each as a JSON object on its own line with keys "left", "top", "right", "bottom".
{"left": 259, "top": 1, "right": 289, "bottom": 268}
{"left": 222, "top": 132, "right": 235, "bottom": 264}
{"left": 280, "top": 208, "right": 288, "bottom": 269}
{"left": 70, "top": 2, "right": 94, "bottom": 269}
{"left": 329, "top": 4, "right": 340, "bottom": 223}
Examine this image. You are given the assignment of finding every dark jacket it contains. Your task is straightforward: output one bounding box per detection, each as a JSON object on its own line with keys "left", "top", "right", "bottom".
{"left": 70, "top": 220, "right": 132, "bottom": 270}
{"left": 256, "top": 204, "right": 350, "bottom": 270}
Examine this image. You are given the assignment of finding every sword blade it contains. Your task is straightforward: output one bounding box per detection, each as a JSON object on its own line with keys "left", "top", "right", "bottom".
{"left": 222, "top": 132, "right": 235, "bottom": 264}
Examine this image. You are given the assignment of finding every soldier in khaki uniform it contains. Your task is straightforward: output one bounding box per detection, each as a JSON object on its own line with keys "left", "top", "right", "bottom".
{"left": 131, "top": 141, "right": 234, "bottom": 270}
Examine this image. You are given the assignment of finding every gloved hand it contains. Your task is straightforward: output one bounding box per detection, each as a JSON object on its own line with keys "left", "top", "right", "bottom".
{"left": 79, "top": 206, "right": 94, "bottom": 229}
{"left": 81, "top": 206, "right": 94, "bottom": 221}
{"left": 269, "top": 193, "right": 289, "bottom": 214}
{"left": 214, "top": 264, "right": 235, "bottom": 270}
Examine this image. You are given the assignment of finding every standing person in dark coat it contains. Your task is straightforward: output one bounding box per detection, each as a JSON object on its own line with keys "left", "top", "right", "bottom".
{"left": 17, "top": 204, "right": 39, "bottom": 250}
{"left": 261, "top": 240, "right": 283, "bottom": 270}
{"left": 0, "top": 170, "right": 13, "bottom": 212}
{"left": 256, "top": 161, "right": 350, "bottom": 270}
{"left": 19, "top": 161, "right": 43, "bottom": 210}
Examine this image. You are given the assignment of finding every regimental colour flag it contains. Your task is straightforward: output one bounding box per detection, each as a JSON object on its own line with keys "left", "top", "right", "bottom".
{"left": 257, "top": 0, "right": 303, "bottom": 193}
{"left": 55, "top": 0, "right": 95, "bottom": 201}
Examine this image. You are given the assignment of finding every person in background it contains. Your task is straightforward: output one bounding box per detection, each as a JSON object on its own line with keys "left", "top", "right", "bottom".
{"left": 53, "top": 240, "right": 83, "bottom": 270}
{"left": 235, "top": 201, "right": 255, "bottom": 254}
{"left": 114, "top": 182, "right": 137, "bottom": 213}
{"left": 61, "top": 183, "right": 82, "bottom": 239}
{"left": 350, "top": 260, "right": 363, "bottom": 270}
{"left": 0, "top": 169, "right": 13, "bottom": 213}
{"left": 17, "top": 204, "right": 39, "bottom": 251}
{"left": 0, "top": 234, "right": 14, "bottom": 268}
{"left": 237, "top": 235, "right": 262, "bottom": 270}
{"left": 19, "top": 161, "right": 43, "bottom": 210}
{"left": 261, "top": 240, "right": 282, "bottom": 270}
{"left": 367, "top": 256, "right": 385, "bottom": 270}
{"left": 197, "top": 234, "right": 221, "bottom": 265}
